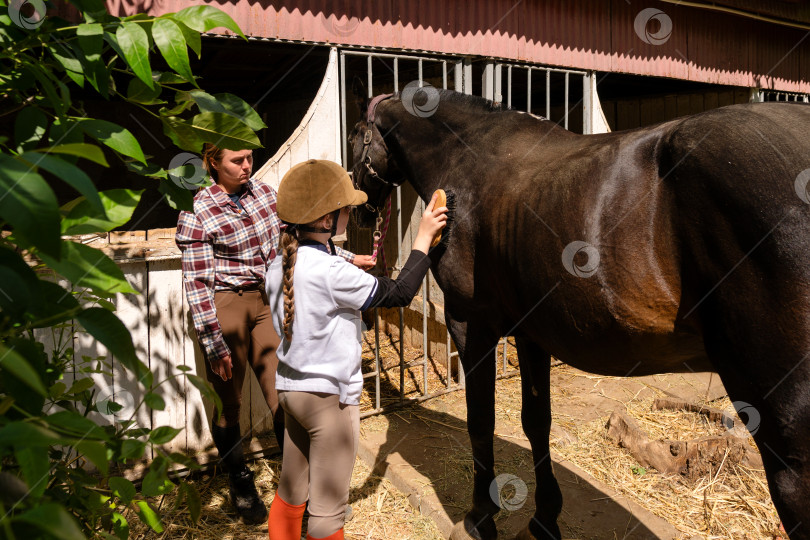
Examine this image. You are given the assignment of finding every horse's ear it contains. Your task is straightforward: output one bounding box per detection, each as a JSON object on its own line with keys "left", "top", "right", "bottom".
{"left": 352, "top": 76, "right": 369, "bottom": 115}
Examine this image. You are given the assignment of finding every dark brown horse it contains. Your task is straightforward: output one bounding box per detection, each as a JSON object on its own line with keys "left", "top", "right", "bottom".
{"left": 350, "top": 81, "right": 810, "bottom": 540}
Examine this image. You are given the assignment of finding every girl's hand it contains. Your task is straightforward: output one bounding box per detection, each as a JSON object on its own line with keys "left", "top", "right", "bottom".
{"left": 352, "top": 254, "right": 377, "bottom": 270}
{"left": 412, "top": 192, "right": 448, "bottom": 254}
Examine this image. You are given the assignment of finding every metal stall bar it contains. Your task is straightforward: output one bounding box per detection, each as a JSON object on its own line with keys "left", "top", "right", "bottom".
{"left": 507, "top": 65, "right": 512, "bottom": 108}
{"left": 527, "top": 67, "right": 532, "bottom": 112}
{"left": 564, "top": 71, "right": 570, "bottom": 130}
{"left": 546, "top": 69, "right": 551, "bottom": 119}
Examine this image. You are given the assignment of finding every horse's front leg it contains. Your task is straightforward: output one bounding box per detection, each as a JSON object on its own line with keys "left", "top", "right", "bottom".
{"left": 447, "top": 316, "right": 501, "bottom": 540}
{"left": 514, "top": 336, "right": 562, "bottom": 540}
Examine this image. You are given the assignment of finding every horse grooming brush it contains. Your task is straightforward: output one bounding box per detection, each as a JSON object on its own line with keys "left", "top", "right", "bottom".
{"left": 430, "top": 188, "right": 456, "bottom": 248}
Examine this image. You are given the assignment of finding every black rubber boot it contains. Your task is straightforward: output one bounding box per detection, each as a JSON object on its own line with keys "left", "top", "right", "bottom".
{"left": 211, "top": 424, "right": 268, "bottom": 524}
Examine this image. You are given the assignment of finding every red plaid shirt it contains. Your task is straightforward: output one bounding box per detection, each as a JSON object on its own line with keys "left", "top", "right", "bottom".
{"left": 176, "top": 179, "right": 355, "bottom": 362}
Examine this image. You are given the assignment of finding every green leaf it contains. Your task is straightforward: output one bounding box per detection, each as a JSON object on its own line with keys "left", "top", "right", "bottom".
{"left": 109, "top": 476, "right": 136, "bottom": 504}
{"left": 15, "top": 107, "right": 48, "bottom": 152}
{"left": 189, "top": 91, "right": 266, "bottom": 131}
{"left": 174, "top": 5, "right": 245, "bottom": 39}
{"left": 14, "top": 503, "right": 85, "bottom": 540}
{"left": 75, "top": 307, "right": 152, "bottom": 387}
{"left": 0, "top": 343, "right": 47, "bottom": 396}
{"left": 127, "top": 76, "right": 163, "bottom": 105}
{"left": 19, "top": 152, "right": 104, "bottom": 214}
{"left": 631, "top": 466, "right": 647, "bottom": 476}
{"left": 61, "top": 189, "right": 143, "bottom": 235}
{"left": 171, "top": 18, "right": 201, "bottom": 58}
{"left": 126, "top": 160, "right": 168, "bottom": 179}
{"left": 160, "top": 115, "right": 203, "bottom": 153}
{"left": 144, "top": 392, "right": 165, "bottom": 411}
{"left": 152, "top": 18, "right": 195, "bottom": 84}
{"left": 67, "top": 377, "right": 95, "bottom": 395}
{"left": 0, "top": 396, "right": 14, "bottom": 416}
{"left": 77, "top": 440, "right": 110, "bottom": 475}
{"left": 0, "top": 422, "right": 66, "bottom": 447}
{"left": 116, "top": 22, "right": 153, "bottom": 89}
{"left": 111, "top": 512, "right": 129, "bottom": 540}
{"left": 23, "top": 63, "right": 67, "bottom": 118}
{"left": 35, "top": 143, "right": 109, "bottom": 166}
{"left": 28, "top": 280, "right": 81, "bottom": 328}
{"left": 120, "top": 438, "right": 146, "bottom": 460}
{"left": 76, "top": 23, "right": 108, "bottom": 97}
{"left": 155, "top": 71, "right": 189, "bottom": 85}
{"left": 48, "top": 118, "right": 85, "bottom": 149}
{"left": 0, "top": 265, "right": 32, "bottom": 318}
{"left": 149, "top": 425, "right": 182, "bottom": 445}
{"left": 0, "top": 153, "right": 61, "bottom": 258}
{"left": 47, "top": 410, "right": 109, "bottom": 440}
{"left": 158, "top": 177, "right": 195, "bottom": 211}
{"left": 192, "top": 111, "right": 261, "bottom": 150}
{"left": 39, "top": 240, "right": 136, "bottom": 297}
{"left": 142, "top": 467, "right": 174, "bottom": 496}
{"left": 78, "top": 118, "right": 147, "bottom": 165}
{"left": 134, "top": 500, "right": 163, "bottom": 533}
{"left": 15, "top": 446, "right": 49, "bottom": 498}
{"left": 180, "top": 482, "right": 202, "bottom": 523}
{"left": 50, "top": 39, "right": 86, "bottom": 87}
{"left": 49, "top": 381, "right": 67, "bottom": 398}
{"left": 215, "top": 92, "right": 266, "bottom": 130}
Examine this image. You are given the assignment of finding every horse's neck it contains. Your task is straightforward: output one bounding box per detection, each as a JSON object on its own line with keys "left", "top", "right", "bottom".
{"left": 388, "top": 113, "right": 483, "bottom": 198}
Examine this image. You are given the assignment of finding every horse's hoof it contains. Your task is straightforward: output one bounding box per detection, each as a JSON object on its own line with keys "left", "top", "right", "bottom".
{"left": 513, "top": 526, "right": 538, "bottom": 540}
{"left": 450, "top": 521, "right": 477, "bottom": 540}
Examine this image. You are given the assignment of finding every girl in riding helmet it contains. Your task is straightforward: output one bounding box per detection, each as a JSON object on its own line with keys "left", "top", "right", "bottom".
{"left": 265, "top": 159, "right": 447, "bottom": 540}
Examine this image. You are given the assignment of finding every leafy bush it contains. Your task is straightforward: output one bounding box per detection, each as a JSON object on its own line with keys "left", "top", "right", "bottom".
{"left": 0, "top": 0, "right": 262, "bottom": 537}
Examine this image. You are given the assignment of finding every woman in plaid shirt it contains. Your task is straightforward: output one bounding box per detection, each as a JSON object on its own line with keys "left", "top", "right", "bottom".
{"left": 175, "top": 144, "right": 374, "bottom": 523}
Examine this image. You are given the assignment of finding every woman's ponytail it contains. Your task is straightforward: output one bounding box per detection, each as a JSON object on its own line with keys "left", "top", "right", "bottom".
{"left": 281, "top": 229, "right": 299, "bottom": 341}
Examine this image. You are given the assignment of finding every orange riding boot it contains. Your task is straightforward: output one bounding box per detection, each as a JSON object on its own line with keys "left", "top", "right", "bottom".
{"left": 267, "top": 494, "right": 306, "bottom": 540}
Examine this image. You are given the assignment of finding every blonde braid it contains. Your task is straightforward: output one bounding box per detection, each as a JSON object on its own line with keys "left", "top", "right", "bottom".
{"left": 281, "top": 230, "right": 299, "bottom": 341}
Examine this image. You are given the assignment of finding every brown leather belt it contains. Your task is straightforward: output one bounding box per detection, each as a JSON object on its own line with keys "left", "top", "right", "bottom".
{"left": 226, "top": 284, "right": 263, "bottom": 295}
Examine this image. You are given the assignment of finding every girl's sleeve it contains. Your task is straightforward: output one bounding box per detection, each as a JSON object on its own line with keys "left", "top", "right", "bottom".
{"left": 328, "top": 259, "right": 378, "bottom": 309}
{"left": 364, "top": 251, "right": 431, "bottom": 309}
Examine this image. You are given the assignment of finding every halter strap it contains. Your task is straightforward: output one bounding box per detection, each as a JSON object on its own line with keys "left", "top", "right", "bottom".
{"left": 366, "top": 93, "right": 393, "bottom": 123}
{"left": 359, "top": 93, "right": 402, "bottom": 190}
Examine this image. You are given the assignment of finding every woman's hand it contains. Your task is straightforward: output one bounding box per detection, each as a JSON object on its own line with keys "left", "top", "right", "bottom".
{"left": 211, "top": 355, "right": 233, "bottom": 381}
{"left": 352, "top": 254, "right": 377, "bottom": 271}
{"left": 412, "top": 192, "right": 448, "bottom": 254}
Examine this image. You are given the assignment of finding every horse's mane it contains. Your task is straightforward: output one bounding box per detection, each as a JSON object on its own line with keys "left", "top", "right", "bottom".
{"left": 437, "top": 89, "right": 510, "bottom": 114}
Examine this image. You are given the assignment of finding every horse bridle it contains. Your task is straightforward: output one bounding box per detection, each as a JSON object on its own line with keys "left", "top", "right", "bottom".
{"left": 356, "top": 92, "right": 402, "bottom": 214}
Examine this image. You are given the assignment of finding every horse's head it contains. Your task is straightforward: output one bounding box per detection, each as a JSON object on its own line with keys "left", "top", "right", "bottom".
{"left": 349, "top": 78, "right": 406, "bottom": 228}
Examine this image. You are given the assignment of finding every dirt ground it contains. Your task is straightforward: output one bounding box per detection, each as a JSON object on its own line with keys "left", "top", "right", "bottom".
{"left": 353, "top": 333, "right": 780, "bottom": 540}
{"left": 129, "top": 331, "right": 781, "bottom": 540}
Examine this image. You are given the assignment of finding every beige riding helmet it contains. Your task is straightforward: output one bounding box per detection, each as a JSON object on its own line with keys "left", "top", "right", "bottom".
{"left": 277, "top": 159, "right": 368, "bottom": 225}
